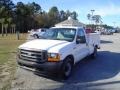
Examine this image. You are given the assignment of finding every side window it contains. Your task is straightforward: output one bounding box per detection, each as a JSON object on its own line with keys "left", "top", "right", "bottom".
{"left": 77, "top": 29, "right": 86, "bottom": 43}
{"left": 41, "top": 29, "right": 44, "bottom": 32}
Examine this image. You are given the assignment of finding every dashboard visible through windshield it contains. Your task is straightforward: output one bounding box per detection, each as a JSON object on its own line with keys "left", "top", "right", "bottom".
{"left": 40, "top": 28, "right": 76, "bottom": 42}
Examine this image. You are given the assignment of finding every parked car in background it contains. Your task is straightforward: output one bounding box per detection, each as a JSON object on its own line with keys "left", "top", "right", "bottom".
{"left": 101, "top": 29, "right": 113, "bottom": 35}
{"left": 106, "top": 29, "right": 113, "bottom": 35}
{"left": 85, "top": 28, "right": 93, "bottom": 33}
{"left": 95, "top": 30, "right": 101, "bottom": 34}
{"left": 29, "top": 28, "right": 47, "bottom": 38}
{"left": 110, "top": 29, "right": 116, "bottom": 33}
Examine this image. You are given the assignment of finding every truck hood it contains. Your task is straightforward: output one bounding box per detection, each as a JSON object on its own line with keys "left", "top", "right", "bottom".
{"left": 19, "top": 39, "right": 70, "bottom": 52}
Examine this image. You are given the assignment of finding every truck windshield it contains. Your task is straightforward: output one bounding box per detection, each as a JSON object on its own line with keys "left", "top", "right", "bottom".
{"left": 40, "top": 28, "right": 76, "bottom": 42}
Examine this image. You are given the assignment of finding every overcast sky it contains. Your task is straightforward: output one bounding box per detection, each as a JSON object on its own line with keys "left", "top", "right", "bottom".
{"left": 12, "top": 0, "right": 120, "bottom": 26}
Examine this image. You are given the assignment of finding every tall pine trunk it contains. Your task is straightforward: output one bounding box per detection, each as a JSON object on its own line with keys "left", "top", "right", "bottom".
{"left": 2, "top": 24, "right": 4, "bottom": 37}
{"left": 5, "top": 27, "right": 7, "bottom": 36}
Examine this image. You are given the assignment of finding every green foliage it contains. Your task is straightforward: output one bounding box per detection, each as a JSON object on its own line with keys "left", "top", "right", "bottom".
{"left": 87, "top": 14, "right": 91, "bottom": 20}
{"left": 102, "top": 24, "right": 114, "bottom": 29}
{"left": 0, "top": 0, "right": 78, "bottom": 33}
{"left": 86, "top": 24, "right": 114, "bottom": 31}
{"left": 48, "top": 6, "right": 59, "bottom": 26}
{"left": 92, "top": 15, "right": 102, "bottom": 24}
{"left": 0, "top": 18, "right": 5, "bottom": 24}
{"left": 71, "top": 11, "right": 78, "bottom": 20}
{"left": 0, "top": 0, "right": 15, "bottom": 18}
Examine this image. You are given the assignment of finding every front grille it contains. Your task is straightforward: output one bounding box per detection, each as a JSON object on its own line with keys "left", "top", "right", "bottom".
{"left": 19, "top": 49, "right": 47, "bottom": 63}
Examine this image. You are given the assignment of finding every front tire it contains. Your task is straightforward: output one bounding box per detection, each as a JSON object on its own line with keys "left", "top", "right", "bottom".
{"left": 61, "top": 57, "right": 73, "bottom": 79}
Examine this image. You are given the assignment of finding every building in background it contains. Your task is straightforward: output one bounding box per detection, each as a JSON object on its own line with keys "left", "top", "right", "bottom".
{"left": 55, "top": 17, "right": 86, "bottom": 27}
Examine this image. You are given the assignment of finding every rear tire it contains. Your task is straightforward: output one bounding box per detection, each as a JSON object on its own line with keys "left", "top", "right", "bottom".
{"left": 91, "top": 47, "right": 97, "bottom": 59}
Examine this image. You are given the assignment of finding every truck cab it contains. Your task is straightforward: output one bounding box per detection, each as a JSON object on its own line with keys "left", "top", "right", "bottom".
{"left": 17, "top": 26, "right": 100, "bottom": 79}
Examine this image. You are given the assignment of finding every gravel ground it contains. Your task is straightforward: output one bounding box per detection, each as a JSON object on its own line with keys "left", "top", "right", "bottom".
{"left": 12, "top": 33, "right": 120, "bottom": 90}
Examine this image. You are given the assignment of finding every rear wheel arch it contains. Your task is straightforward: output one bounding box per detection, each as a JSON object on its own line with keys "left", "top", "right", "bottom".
{"left": 93, "top": 44, "right": 99, "bottom": 49}
{"left": 95, "top": 45, "right": 98, "bottom": 48}
{"left": 91, "top": 45, "right": 97, "bottom": 59}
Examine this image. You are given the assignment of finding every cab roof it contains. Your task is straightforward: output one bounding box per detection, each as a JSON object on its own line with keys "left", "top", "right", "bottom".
{"left": 51, "top": 26, "right": 84, "bottom": 29}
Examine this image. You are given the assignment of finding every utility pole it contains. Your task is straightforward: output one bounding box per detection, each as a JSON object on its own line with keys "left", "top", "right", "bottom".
{"left": 91, "top": 10, "right": 95, "bottom": 17}
{"left": 91, "top": 10, "right": 95, "bottom": 24}
{"left": 91, "top": 10, "right": 95, "bottom": 30}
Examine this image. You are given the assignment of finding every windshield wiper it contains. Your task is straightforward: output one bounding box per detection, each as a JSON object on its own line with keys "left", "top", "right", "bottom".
{"left": 54, "top": 38, "right": 70, "bottom": 42}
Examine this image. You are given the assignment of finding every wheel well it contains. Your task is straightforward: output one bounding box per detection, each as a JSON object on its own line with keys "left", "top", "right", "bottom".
{"left": 93, "top": 44, "right": 98, "bottom": 48}
{"left": 34, "top": 34, "right": 38, "bottom": 36}
{"left": 33, "top": 34, "right": 39, "bottom": 38}
{"left": 95, "top": 45, "right": 98, "bottom": 48}
{"left": 65, "top": 55, "right": 74, "bottom": 65}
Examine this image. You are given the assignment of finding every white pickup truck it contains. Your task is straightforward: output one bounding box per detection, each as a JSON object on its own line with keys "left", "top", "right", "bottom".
{"left": 17, "top": 26, "right": 100, "bottom": 79}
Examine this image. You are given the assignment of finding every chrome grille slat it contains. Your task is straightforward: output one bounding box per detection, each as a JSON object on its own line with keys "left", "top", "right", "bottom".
{"left": 21, "top": 50, "right": 42, "bottom": 55}
{"left": 20, "top": 54, "right": 41, "bottom": 59}
{"left": 20, "top": 56, "right": 41, "bottom": 61}
{"left": 19, "top": 49, "right": 47, "bottom": 62}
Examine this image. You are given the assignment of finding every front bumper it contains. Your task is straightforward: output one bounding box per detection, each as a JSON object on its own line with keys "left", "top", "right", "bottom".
{"left": 17, "top": 58, "right": 63, "bottom": 72}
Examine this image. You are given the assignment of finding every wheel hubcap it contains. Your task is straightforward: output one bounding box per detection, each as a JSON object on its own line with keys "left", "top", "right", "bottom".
{"left": 65, "top": 63, "right": 71, "bottom": 76}
{"left": 94, "top": 48, "right": 97, "bottom": 57}
{"left": 34, "top": 35, "right": 38, "bottom": 38}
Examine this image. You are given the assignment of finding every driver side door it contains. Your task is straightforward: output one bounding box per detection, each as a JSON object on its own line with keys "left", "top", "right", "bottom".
{"left": 75, "top": 29, "right": 89, "bottom": 62}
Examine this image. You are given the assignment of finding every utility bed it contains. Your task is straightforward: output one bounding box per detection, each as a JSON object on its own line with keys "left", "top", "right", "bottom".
{"left": 86, "top": 33, "right": 100, "bottom": 49}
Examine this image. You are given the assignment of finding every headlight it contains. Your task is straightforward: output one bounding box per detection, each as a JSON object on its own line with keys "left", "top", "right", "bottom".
{"left": 48, "top": 53, "right": 60, "bottom": 62}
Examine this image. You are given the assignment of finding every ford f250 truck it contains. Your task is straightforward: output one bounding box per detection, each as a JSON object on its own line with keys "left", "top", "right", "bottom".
{"left": 17, "top": 26, "right": 100, "bottom": 79}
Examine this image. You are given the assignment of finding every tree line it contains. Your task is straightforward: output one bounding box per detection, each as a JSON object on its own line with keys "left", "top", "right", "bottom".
{"left": 0, "top": 0, "right": 78, "bottom": 34}
{"left": 86, "top": 12, "right": 114, "bottom": 30}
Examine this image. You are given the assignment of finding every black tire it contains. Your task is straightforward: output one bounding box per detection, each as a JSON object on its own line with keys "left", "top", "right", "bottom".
{"left": 61, "top": 57, "right": 73, "bottom": 79}
{"left": 91, "top": 47, "right": 97, "bottom": 59}
{"left": 33, "top": 34, "right": 39, "bottom": 39}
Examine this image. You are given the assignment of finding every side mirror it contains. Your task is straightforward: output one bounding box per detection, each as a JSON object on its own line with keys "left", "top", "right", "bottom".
{"left": 76, "top": 38, "right": 81, "bottom": 44}
{"left": 76, "top": 36, "right": 86, "bottom": 44}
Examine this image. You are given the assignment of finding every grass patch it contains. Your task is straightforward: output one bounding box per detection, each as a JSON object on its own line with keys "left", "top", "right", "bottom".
{"left": 0, "top": 33, "right": 27, "bottom": 89}
{"left": 0, "top": 34, "right": 26, "bottom": 64}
